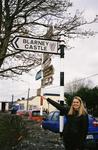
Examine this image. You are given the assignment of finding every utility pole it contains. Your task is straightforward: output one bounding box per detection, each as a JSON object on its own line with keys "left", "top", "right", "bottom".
{"left": 11, "top": 94, "right": 14, "bottom": 106}
{"left": 27, "top": 88, "right": 30, "bottom": 111}
{"left": 59, "top": 31, "right": 66, "bottom": 136}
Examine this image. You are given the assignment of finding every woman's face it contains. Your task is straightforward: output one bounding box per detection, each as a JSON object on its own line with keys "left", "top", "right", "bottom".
{"left": 72, "top": 98, "right": 81, "bottom": 110}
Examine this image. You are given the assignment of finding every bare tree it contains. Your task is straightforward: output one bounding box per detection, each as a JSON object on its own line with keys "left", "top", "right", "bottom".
{"left": 0, "top": 0, "right": 97, "bottom": 78}
{"left": 65, "top": 78, "right": 93, "bottom": 94}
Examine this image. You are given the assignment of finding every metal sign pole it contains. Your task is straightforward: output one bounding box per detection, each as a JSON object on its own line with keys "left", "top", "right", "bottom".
{"left": 40, "top": 54, "right": 44, "bottom": 116}
{"left": 27, "top": 88, "right": 30, "bottom": 111}
{"left": 59, "top": 32, "right": 65, "bottom": 135}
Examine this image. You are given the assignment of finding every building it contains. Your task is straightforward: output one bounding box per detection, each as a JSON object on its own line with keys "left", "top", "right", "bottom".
{"left": 16, "top": 93, "right": 61, "bottom": 112}
{"left": 0, "top": 101, "right": 10, "bottom": 112}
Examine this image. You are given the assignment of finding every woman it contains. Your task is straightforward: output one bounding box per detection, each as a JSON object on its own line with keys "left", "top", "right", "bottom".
{"left": 46, "top": 96, "right": 89, "bottom": 150}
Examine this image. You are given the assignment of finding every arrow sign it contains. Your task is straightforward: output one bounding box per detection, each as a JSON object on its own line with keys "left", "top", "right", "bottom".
{"left": 12, "top": 36, "right": 59, "bottom": 54}
{"left": 43, "top": 65, "right": 54, "bottom": 78}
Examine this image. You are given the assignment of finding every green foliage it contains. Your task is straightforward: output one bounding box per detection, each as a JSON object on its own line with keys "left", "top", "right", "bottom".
{"left": 0, "top": 113, "right": 27, "bottom": 150}
{"left": 65, "top": 86, "right": 98, "bottom": 116}
{"left": 64, "top": 92, "right": 73, "bottom": 105}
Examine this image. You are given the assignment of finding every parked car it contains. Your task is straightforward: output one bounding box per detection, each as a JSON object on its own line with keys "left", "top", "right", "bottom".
{"left": 10, "top": 104, "right": 19, "bottom": 114}
{"left": 28, "top": 110, "right": 47, "bottom": 122}
{"left": 16, "top": 110, "right": 29, "bottom": 117}
{"left": 42, "top": 111, "right": 98, "bottom": 149}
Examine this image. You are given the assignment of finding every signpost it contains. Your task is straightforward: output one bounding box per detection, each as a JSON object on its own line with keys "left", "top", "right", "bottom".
{"left": 12, "top": 34, "right": 65, "bottom": 134}
{"left": 12, "top": 36, "right": 59, "bottom": 54}
{"left": 42, "top": 57, "right": 51, "bottom": 68}
{"left": 42, "top": 76, "right": 53, "bottom": 87}
{"left": 59, "top": 32, "right": 66, "bottom": 136}
{"left": 43, "top": 65, "right": 54, "bottom": 78}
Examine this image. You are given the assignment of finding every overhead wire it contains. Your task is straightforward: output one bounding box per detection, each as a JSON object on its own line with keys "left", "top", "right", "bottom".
{"left": 68, "top": 73, "right": 98, "bottom": 84}
{"left": 1, "top": 72, "right": 98, "bottom": 100}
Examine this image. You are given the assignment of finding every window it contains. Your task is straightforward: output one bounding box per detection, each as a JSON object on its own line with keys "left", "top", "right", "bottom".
{"left": 48, "top": 112, "right": 54, "bottom": 120}
{"left": 52, "top": 112, "right": 59, "bottom": 121}
{"left": 32, "top": 111, "right": 40, "bottom": 116}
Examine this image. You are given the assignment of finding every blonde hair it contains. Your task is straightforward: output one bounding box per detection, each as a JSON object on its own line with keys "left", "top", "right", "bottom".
{"left": 68, "top": 96, "right": 87, "bottom": 116}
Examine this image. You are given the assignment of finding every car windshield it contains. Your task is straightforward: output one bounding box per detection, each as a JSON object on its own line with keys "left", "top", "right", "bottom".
{"left": 32, "top": 111, "right": 40, "bottom": 116}
{"left": 32, "top": 111, "right": 47, "bottom": 116}
{"left": 47, "top": 111, "right": 59, "bottom": 121}
{"left": 51, "top": 111, "right": 59, "bottom": 121}
{"left": 47, "top": 112, "right": 54, "bottom": 120}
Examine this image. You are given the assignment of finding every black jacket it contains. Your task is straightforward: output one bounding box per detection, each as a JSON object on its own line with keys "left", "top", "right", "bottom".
{"left": 47, "top": 98, "right": 89, "bottom": 146}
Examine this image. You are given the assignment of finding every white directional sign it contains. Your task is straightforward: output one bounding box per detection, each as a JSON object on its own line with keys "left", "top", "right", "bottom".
{"left": 12, "top": 36, "right": 59, "bottom": 54}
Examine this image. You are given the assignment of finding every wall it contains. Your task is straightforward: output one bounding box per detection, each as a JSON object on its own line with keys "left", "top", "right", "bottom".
{"left": 16, "top": 94, "right": 60, "bottom": 112}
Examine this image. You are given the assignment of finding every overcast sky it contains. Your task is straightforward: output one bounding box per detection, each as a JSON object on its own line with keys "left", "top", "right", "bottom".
{"left": 0, "top": 0, "right": 98, "bottom": 102}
